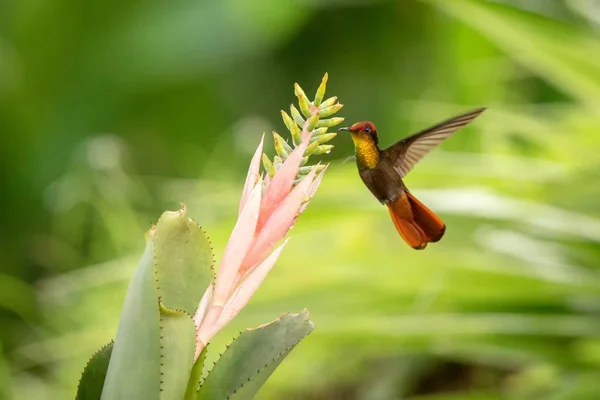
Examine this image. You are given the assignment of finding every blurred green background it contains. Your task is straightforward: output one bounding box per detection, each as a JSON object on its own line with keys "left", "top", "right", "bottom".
{"left": 3, "top": 0, "right": 600, "bottom": 398}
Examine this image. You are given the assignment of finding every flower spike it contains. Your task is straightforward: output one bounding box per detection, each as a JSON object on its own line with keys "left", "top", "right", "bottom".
{"left": 193, "top": 74, "right": 342, "bottom": 359}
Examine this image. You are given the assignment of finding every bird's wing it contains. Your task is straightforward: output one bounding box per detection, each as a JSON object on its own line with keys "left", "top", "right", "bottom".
{"left": 383, "top": 107, "right": 485, "bottom": 177}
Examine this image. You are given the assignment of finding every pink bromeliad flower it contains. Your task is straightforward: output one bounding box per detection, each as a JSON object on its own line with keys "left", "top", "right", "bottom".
{"left": 192, "top": 74, "right": 343, "bottom": 359}
{"left": 193, "top": 134, "right": 322, "bottom": 358}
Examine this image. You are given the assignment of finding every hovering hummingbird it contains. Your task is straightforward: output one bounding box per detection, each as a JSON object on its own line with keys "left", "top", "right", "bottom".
{"left": 338, "top": 108, "right": 486, "bottom": 249}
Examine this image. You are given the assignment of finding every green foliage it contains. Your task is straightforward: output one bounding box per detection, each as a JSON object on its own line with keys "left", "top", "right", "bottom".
{"left": 76, "top": 203, "right": 315, "bottom": 399}
{"left": 73, "top": 68, "right": 329, "bottom": 398}
{"left": 185, "top": 347, "right": 208, "bottom": 400}
{"left": 83, "top": 207, "right": 215, "bottom": 399}
{"left": 159, "top": 304, "right": 197, "bottom": 400}
{"left": 197, "top": 311, "right": 314, "bottom": 400}
{"left": 76, "top": 342, "right": 113, "bottom": 400}
{"left": 429, "top": 0, "right": 600, "bottom": 109}
{"left": 101, "top": 240, "right": 162, "bottom": 400}
{"left": 154, "top": 206, "right": 214, "bottom": 315}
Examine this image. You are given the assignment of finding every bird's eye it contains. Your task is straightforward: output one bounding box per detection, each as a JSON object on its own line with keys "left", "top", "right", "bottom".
{"left": 364, "top": 126, "right": 371, "bottom": 134}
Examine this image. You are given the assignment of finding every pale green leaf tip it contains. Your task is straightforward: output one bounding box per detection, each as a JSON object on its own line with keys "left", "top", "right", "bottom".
{"left": 160, "top": 202, "right": 188, "bottom": 222}
{"left": 247, "top": 308, "right": 313, "bottom": 332}
{"left": 146, "top": 202, "right": 188, "bottom": 240}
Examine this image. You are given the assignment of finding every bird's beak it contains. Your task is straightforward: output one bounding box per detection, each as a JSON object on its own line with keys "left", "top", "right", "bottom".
{"left": 338, "top": 127, "right": 350, "bottom": 132}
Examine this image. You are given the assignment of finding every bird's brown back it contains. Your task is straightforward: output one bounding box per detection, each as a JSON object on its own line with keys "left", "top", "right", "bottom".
{"left": 358, "top": 158, "right": 407, "bottom": 204}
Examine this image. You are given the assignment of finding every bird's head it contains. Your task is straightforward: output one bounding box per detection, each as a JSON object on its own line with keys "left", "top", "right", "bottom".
{"left": 338, "top": 121, "right": 379, "bottom": 145}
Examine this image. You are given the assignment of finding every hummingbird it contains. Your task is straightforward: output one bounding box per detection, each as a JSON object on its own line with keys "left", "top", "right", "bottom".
{"left": 338, "top": 108, "right": 486, "bottom": 249}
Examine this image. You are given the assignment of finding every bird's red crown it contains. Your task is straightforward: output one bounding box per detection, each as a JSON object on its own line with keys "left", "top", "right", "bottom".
{"left": 349, "top": 121, "right": 378, "bottom": 144}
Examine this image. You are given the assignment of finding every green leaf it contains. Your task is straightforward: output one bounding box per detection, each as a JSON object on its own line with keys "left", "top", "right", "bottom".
{"left": 197, "top": 310, "right": 314, "bottom": 400}
{"left": 228, "top": 349, "right": 300, "bottom": 400}
{"left": 185, "top": 346, "right": 208, "bottom": 400}
{"left": 76, "top": 342, "right": 113, "bottom": 400}
{"left": 101, "top": 206, "right": 213, "bottom": 400}
{"left": 154, "top": 205, "right": 214, "bottom": 315}
{"left": 159, "top": 304, "right": 197, "bottom": 400}
{"left": 102, "top": 240, "right": 162, "bottom": 400}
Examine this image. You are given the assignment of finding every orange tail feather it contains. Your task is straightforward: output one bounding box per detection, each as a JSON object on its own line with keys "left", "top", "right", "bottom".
{"left": 386, "top": 191, "right": 446, "bottom": 249}
{"left": 405, "top": 191, "right": 446, "bottom": 243}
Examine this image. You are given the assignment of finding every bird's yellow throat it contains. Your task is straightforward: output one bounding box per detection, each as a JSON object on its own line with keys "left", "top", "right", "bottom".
{"left": 351, "top": 132, "right": 380, "bottom": 169}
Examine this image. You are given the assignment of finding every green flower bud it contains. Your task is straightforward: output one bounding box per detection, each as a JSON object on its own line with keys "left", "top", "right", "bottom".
{"left": 262, "top": 153, "right": 276, "bottom": 178}
{"left": 290, "top": 104, "right": 305, "bottom": 127}
{"left": 313, "top": 73, "right": 328, "bottom": 106}
{"left": 273, "top": 155, "right": 283, "bottom": 170}
{"left": 299, "top": 165, "right": 326, "bottom": 175}
{"left": 311, "top": 127, "right": 328, "bottom": 137}
{"left": 303, "top": 140, "right": 320, "bottom": 157}
{"left": 294, "top": 83, "right": 312, "bottom": 119}
{"left": 317, "top": 117, "right": 344, "bottom": 128}
{"left": 312, "top": 144, "right": 334, "bottom": 155}
{"left": 280, "top": 110, "right": 295, "bottom": 133}
{"left": 290, "top": 123, "right": 302, "bottom": 146}
{"left": 311, "top": 132, "right": 337, "bottom": 145}
{"left": 306, "top": 112, "right": 320, "bottom": 132}
{"left": 273, "top": 132, "right": 291, "bottom": 159}
{"left": 298, "top": 166, "right": 312, "bottom": 175}
{"left": 319, "top": 103, "right": 343, "bottom": 118}
{"left": 319, "top": 96, "right": 337, "bottom": 109}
